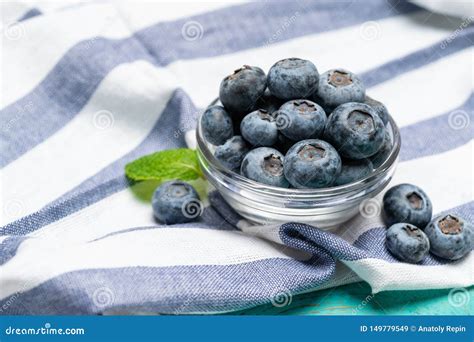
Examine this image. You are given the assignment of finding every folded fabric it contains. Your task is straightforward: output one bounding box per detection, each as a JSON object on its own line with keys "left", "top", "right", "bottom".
{"left": 0, "top": 0, "right": 472, "bottom": 315}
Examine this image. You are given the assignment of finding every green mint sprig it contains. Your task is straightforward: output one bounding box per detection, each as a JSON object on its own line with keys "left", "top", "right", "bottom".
{"left": 125, "top": 148, "right": 204, "bottom": 182}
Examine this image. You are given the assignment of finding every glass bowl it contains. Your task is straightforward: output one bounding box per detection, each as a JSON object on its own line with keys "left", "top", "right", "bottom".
{"left": 196, "top": 99, "right": 401, "bottom": 229}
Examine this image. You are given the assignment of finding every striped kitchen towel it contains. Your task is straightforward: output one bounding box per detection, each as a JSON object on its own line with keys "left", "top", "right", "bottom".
{"left": 0, "top": 0, "right": 472, "bottom": 315}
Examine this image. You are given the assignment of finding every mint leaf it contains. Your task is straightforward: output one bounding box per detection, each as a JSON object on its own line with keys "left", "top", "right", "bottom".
{"left": 125, "top": 148, "right": 203, "bottom": 182}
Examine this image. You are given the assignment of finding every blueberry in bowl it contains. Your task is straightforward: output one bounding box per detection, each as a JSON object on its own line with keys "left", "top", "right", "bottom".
{"left": 241, "top": 147, "right": 289, "bottom": 188}
{"left": 267, "top": 58, "right": 319, "bottom": 101}
{"left": 240, "top": 109, "right": 279, "bottom": 147}
{"left": 284, "top": 139, "right": 341, "bottom": 189}
{"left": 276, "top": 99, "right": 327, "bottom": 141}
{"left": 201, "top": 105, "right": 234, "bottom": 146}
{"left": 196, "top": 58, "right": 400, "bottom": 227}
{"left": 316, "top": 68, "right": 365, "bottom": 111}
{"left": 324, "top": 102, "right": 386, "bottom": 159}
{"left": 219, "top": 65, "right": 267, "bottom": 116}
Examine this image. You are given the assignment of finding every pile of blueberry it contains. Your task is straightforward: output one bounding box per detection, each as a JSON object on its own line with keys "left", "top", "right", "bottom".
{"left": 383, "top": 183, "right": 472, "bottom": 263}
{"left": 202, "top": 58, "right": 392, "bottom": 188}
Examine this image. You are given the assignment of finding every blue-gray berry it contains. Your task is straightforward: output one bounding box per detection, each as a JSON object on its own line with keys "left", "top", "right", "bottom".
{"left": 317, "top": 69, "right": 365, "bottom": 110}
{"left": 424, "top": 214, "right": 473, "bottom": 260}
{"left": 240, "top": 109, "right": 279, "bottom": 147}
{"left": 219, "top": 65, "right": 266, "bottom": 115}
{"left": 268, "top": 58, "right": 319, "bottom": 100}
{"left": 201, "top": 105, "right": 233, "bottom": 146}
{"left": 386, "top": 223, "right": 430, "bottom": 263}
{"left": 333, "top": 158, "right": 373, "bottom": 186}
{"left": 240, "top": 147, "right": 289, "bottom": 187}
{"left": 152, "top": 181, "right": 202, "bottom": 224}
{"left": 214, "top": 135, "right": 249, "bottom": 171}
{"left": 284, "top": 139, "right": 341, "bottom": 188}
{"left": 383, "top": 184, "right": 432, "bottom": 228}
{"left": 256, "top": 88, "right": 284, "bottom": 116}
{"left": 276, "top": 99, "right": 327, "bottom": 141}
{"left": 324, "top": 102, "right": 386, "bottom": 159}
{"left": 364, "top": 96, "right": 389, "bottom": 126}
{"left": 370, "top": 130, "right": 392, "bottom": 168}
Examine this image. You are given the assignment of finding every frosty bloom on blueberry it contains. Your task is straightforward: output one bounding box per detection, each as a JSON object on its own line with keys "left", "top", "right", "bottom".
{"left": 424, "top": 214, "right": 473, "bottom": 260}
{"left": 383, "top": 183, "right": 432, "bottom": 228}
{"left": 386, "top": 223, "right": 430, "bottom": 263}
{"left": 214, "top": 135, "right": 249, "bottom": 171}
{"left": 219, "top": 65, "right": 266, "bottom": 115}
{"left": 152, "top": 181, "right": 202, "bottom": 224}
{"left": 333, "top": 158, "right": 373, "bottom": 186}
{"left": 268, "top": 58, "right": 319, "bottom": 100}
{"left": 324, "top": 102, "right": 386, "bottom": 159}
{"left": 284, "top": 140, "right": 341, "bottom": 188}
{"left": 276, "top": 99, "right": 326, "bottom": 141}
{"left": 201, "top": 105, "right": 233, "bottom": 146}
{"left": 316, "top": 69, "right": 365, "bottom": 110}
{"left": 241, "top": 147, "right": 289, "bottom": 188}
{"left": 364, "top": 95, "right": 389, "bottom": 126}
{"left": 240, "top": 109, "right": 279, "bottom": 147}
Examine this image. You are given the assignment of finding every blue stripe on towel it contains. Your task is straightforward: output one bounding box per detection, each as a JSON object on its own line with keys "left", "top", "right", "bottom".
{"left": 0, "top": 0, "right": 420, "bottom": 167}
{"left": 0, "top": 257, "right": 336, "bottom": 315}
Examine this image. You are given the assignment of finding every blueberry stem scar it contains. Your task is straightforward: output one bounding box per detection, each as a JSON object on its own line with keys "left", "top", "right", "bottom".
{"left": 439, "top": 215, "right": 462, "bottom": 234}
{"left": 406, "top": 191, "right": 423, "bottom": 210}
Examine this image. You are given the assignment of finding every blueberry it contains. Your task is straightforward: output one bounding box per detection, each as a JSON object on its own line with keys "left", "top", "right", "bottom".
{"left": 256, "top": 88, "right": 284, "bottom": 116}
{"left": 276, "top": 99, "right": 327, "bottom": 141}
{"left": 201, "top": 105, "right": 233, "bottom": 146}
{"left": 284, "top": 139, "right": 341, "bottom": 188}
{"left": 267, "top": 58, "right": 319, "bottom": 100}
{"left": 219, "top": 65, "right": 266, "bottom": 115}
{"left": 214, "top": 135, "right": 249, "bottom": 171}
{"left": 386, "top": 223, "right": 430, "bottom": 263}
{"left": 240, "top": 109, "right": 279, "bottom": 147}
{"left": 333, "top": 158, "right": 373, "bottom": 186}
{"left": 383, "top": 184, "right": 432, "bottom": 228}
{"left": 152, "top": 181, "right": 202, "bottom": 224}
{"left": 364, "top": 96, "right": 389, "bottom": 126}
{"left": 240, "top": 147, "right": 289, "bottom": 187}
{"left": 324, "top": 102, "right": 386, "bottom": 159}
{"left": 424, "top": 214, "right": 473, "bottom": 260}
{"left": 274, "top": 133, "right": 296, "bottom": 155}
{"left": 370, "top": 130, "right": 392, "bottom": 168}
{"left": 316, "top": 69, "right": 365, "bottom": 110}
